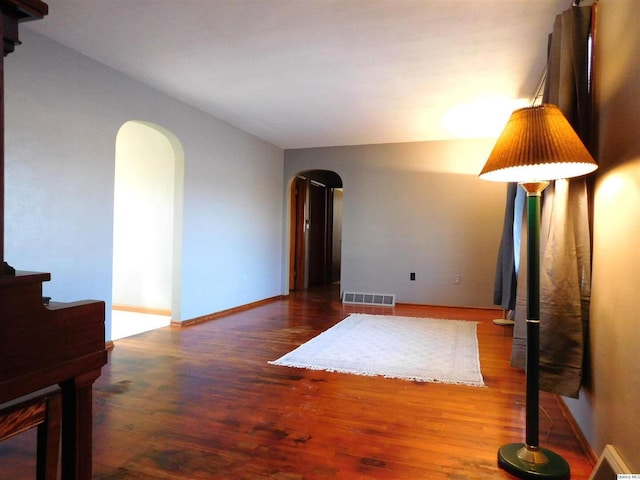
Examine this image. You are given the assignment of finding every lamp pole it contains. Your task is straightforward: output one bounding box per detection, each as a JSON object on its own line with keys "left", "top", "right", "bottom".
{"left": 524, "top": 182, "right": 545, "bottom": 453}
{"left": 497, "top": 181, "right": 570, "bottom": 480}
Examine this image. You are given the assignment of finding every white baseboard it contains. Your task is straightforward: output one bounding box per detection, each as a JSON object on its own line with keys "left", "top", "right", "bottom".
{"left": 588, "top": 445, "right": 632, "bottom": 480}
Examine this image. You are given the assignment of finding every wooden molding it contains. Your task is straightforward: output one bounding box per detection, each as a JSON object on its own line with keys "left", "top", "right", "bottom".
{"left": 172, "top": 295, "right": 287, "bottom": 327}
{"left": 556, "top": 395, "right": 598, "bottom": 466}
{"left": 112, "top": 304, "right": 171, "bottom": 316}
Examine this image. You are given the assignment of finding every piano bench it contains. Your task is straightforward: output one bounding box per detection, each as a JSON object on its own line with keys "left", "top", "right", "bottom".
{"left": 0, "top": 386, "right": 62, "bottom": 480}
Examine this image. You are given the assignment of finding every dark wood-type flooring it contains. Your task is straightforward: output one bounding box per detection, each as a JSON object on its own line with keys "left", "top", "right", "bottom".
{"left": 0, "top": 285, "right": 594, "bottom": 479}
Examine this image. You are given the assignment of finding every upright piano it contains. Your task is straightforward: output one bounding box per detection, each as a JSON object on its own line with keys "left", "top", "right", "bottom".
{"left": 0, "top": 1, "right": 108, "bottom": 479}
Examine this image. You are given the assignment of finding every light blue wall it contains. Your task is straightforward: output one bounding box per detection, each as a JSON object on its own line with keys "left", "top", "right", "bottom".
{"left": 5, "top": 30, "right": 284, "bottom": 339}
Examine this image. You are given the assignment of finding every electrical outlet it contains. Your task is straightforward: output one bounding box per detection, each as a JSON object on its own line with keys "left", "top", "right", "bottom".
{"left": 454, "top": 274, "right": 461, "bottom": 285}
{"left": 410, "top": 272, "right": 416, "bottom": 281}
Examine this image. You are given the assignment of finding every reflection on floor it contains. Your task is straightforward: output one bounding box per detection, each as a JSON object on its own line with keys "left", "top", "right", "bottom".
{"left": 111, "top": 310, "right": 171, "bottom": 340}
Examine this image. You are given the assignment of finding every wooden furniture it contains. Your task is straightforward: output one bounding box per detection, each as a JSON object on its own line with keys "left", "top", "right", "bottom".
{"left": 0, "top": 2, "right": 108, "bottom": 479}
{"left": 1, "top": 273, "right": 107, "bottom": 479}
{"left": 0, "top": 386, "right": 62, "bottom": 480}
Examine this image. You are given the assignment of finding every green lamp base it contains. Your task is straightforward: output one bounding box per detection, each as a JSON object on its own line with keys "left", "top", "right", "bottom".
{"left": 498, "top": 443, "right": 570, "bottom": 480}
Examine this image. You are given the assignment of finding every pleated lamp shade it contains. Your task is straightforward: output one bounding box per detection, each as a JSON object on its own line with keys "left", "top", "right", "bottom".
{"left": 479, "top": 104, "right": 598, "bottom": 182}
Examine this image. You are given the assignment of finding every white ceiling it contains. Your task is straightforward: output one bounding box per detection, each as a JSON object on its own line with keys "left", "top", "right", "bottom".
{"left": 25, "top": 0, "right": 572, "bottom": 149}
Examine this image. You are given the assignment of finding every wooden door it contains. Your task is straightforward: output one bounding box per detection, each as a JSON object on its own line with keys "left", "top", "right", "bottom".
{"left": 290, "top": 174, "right": 339, "bottom": 290}
{"left": 290, "top": 177, "right": 307, "bottom": 291}
{"left": 308, "top": 182, "right": 327, "bottom": 286}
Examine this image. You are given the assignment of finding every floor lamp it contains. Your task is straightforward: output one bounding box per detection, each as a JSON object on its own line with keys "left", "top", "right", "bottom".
{"left": 479, "top": 104, "right": 597, "bottom": 480}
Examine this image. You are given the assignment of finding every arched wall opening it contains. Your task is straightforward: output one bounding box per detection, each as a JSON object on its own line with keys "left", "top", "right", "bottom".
{"left": 111, "top": 120, "right": 184, "bottom": 339}
{"left": 288, "top": 169, "right": 343, "bottom": 293}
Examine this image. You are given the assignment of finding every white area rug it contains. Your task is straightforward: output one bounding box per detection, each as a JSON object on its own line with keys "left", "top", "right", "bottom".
{"left": 269, "top": 313, "right": 485, "bottom": 387}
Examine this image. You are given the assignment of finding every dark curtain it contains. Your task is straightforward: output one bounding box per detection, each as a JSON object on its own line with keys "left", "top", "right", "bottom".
{"left": 492, "top": 183, "right": 518, "bottom": 311}
{"left": 503, "top": 6, "right": 594, "bottom": 398}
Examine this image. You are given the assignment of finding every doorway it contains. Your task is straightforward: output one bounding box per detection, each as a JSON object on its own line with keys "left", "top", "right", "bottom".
{"left": 111, "top": 121, "right": 184, "bottom": 339}
{"left": 289, "top": 170, "right": 343, "bottom": 291}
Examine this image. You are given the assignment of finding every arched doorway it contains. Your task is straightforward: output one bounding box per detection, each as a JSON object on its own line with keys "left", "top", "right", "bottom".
{"left": 111, "top": 121, "right": 184, "bottom": 339}
{"left": 289, "top": 170, "right": 343, "bottom": 291}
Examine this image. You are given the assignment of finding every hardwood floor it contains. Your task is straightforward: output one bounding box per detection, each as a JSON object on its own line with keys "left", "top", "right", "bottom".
{"left": 0, "top": 286, "right": 594, "bottom": 479}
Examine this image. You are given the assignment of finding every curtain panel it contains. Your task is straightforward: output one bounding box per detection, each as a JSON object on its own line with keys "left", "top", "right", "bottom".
{"left": 501, "top": 5, "right": 594, "bottom": 399}
{"left": 492, "top": 182, "right": 518, "bottom": 311}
